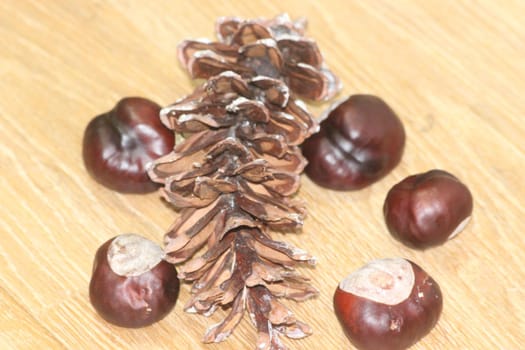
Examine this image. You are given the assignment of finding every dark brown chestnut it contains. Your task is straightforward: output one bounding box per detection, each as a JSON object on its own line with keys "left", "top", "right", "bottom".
{"left": 89, "top": 234, "right": 180, "bottom": 328}
{"left": 383, "top": 169, "right": 473, "bottom": 249}
{"left": 302, "top": 94, "right": 405, "bottom": 191}
{"left": 82, "top": 97, "right": 174, "bottom": 193}
{"left": 334, "top": 258, "right": 442, "bottom": 350}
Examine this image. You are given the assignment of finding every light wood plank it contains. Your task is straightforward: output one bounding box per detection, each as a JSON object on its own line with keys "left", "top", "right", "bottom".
{"left": 1, "top": 0, "right": 523, "bottom": 348}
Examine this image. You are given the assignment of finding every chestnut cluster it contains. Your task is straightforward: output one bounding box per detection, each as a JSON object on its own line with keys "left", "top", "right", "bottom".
{"left": 305, "top": 94, "right": 473, "bottom": 349}
{"left": 299, "top": 70, "right": 472, "bottom": 350}
{"left": 302, "top": 93, "right": 473, "bottom": 247}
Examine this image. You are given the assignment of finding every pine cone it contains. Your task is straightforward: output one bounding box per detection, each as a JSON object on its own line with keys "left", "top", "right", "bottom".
{"left": 148, "top": 14, "right": 341, "bottom": 349}
{"left": 178, "top": 13, "right": 340, "bottom": 101}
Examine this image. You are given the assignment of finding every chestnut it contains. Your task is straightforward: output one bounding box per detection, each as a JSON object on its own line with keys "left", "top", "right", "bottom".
{"left": 302, "top": 94, "right": 405, "bottom": 191}
{"left": 89, "top": 234, "right": 180, "bottom": 328}
{"left": 383, "top": 169, "right": 473, "bottom": 249}
{"left": 82, "top": 97, "right": 174, "bottom": 193}
{"left": 334, "top": 258, "right": 442, "bottom": 350}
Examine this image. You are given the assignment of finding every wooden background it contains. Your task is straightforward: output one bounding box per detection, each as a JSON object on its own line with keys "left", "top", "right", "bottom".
{"left": 1, "top": 1, "right": 524, "bottom": 349}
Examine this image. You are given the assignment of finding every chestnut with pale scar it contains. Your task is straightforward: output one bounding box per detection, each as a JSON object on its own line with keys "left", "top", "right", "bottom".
{"left": 89, "top": 234, "right": 180, "bottom": 328}
{"left": 334, "top": 258, "right": 442, "bottom": 350}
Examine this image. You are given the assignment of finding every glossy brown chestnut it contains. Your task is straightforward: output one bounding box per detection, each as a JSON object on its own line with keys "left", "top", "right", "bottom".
{"left": 82, "top": 97, "right": 174, "bottom": 193}
{"left": 383, "top": 169, "right": 473, "bottom": 249}
{"left": 334, "top": 258, "right": 442, "bottom": 350}
{"left": 89, "top": 234, "right": 180, "bottom": 328}
{"left": 302, "top": 94, "right": 405, "bottom": 190}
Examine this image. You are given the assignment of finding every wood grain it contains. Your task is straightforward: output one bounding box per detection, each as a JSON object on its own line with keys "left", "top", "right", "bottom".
{"left": 1, "top": 1, "right": 524, "bottom": 349}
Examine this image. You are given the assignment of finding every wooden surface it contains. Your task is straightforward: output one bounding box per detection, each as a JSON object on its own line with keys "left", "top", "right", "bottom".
{"left": 1, "top": 1, "right": 524, "bottom": 349}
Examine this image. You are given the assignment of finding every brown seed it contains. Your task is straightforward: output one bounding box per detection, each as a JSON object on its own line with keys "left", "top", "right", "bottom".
{"left": 89, "top": 234, "right": 180, "bottom": 328}
{"left": 334, "top": 258, "right": 443, "bottom": 350}
{"left": 302, "top": 94, "right": 405, "bottom": 190}
{"left": 82, "top": 97, "right": 174, "bottom": 193}
{"left": 383, "top": 169, "right": 473, "bottom": 249}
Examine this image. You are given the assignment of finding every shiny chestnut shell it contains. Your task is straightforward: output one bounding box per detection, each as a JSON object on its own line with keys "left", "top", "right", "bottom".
{"left": 302, "top": 94, "right": 405, "bottom": 191}
{"left": 89, "top": 234, "right": 180, "bottom": 328}
{"left": 82, "top": 97, "right": 174, "bottom": 193}
{"left": 383, "top": 169, "right": 473, "bottom": 249}
{"left": 334, "top": 258, "right": 442, "bottom": 350}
